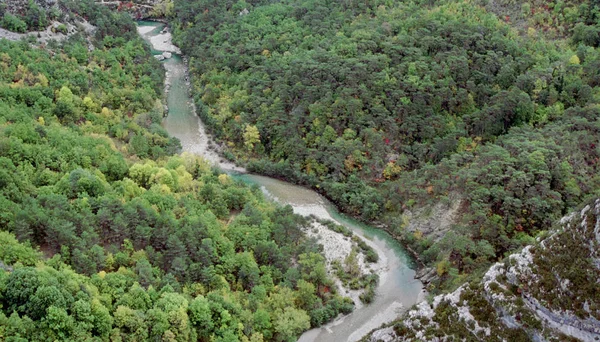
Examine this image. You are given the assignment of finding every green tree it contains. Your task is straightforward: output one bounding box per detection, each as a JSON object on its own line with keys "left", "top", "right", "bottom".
{"left": 274, "top": 307, "right": 310, "bottom": 342}
{"left": 189, "top": 295, "right": 214, "bottom": 338}
{"left": 4, "top": 267, "right": 41, "bottom": 316}
{"left": 298, "top": 253, "right": 328, "bottom": 287}
{"left": 113, "top": 305, "right": 148, "bottom": 341}
{"left": 1, "top": 13, "right": 27, "bottom": 32}
{"left": 243, "top": 124, "right": 261, "bottom": 151}
{"left": 54, "top": 86, "right": 80, "bottom": 122}
{"left": 45, "top": 306, "right": 75, "bottom": 339}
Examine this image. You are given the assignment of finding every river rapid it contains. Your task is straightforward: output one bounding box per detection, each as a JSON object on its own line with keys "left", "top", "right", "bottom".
{"left": 137, "top": 21, "right": 424, "bottom": 342}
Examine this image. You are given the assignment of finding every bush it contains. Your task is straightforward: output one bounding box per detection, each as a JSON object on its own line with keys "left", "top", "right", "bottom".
{"left": 1, "top": 13, "right": 27, "bottom": 33}
{"left": 353, "top": 236, "right": 379, "bottom": 263}
{"left": 393, "top": 322, "right": 410, "bottom": 336}
{"left": 24, "top": 3, "right": 48, "bottom": 31}
{"left": 359, "top": 285, "right": 375, "bottom": 304}
{"left": 320, "top": 219, "right": 353, "bottom": 237}
{"left": 56, "top": 24, "right": 68, "bottom": 34}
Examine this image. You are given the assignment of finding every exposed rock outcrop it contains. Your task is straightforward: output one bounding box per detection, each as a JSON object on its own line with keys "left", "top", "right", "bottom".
{"left": 0, "top": 0, "right": 96, "bottom": 45}
{"left": 368, "top": 199, "right": 600, "bottom": 341}
{"left": 2, "top": 0, "right": 57, "bottom": 14}
{"left": 414, "top": 267, "right": 437, "bottom": 284}
{"left": 402, "top": 195, "right": 462, "bottom": 243}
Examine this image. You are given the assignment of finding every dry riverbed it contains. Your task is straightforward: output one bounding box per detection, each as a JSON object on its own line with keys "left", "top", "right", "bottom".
{"left": 137, "top": 23, "right": 180, "bottom": 53}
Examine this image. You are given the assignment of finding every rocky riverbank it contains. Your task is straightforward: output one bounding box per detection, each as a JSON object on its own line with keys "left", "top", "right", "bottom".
{"left": 138, "top": 21, "right": 249, "bottom": 173}
{"left": 137, "top": 21, "right": 424, "bottom": 341}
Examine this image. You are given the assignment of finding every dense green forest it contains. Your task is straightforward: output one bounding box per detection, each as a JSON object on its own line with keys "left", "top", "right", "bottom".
{"left": 0, "top": 1, "right": 354, "bottom": 341}
{"left": 171, "top": 0, "right": 600, "bottom": 290}
{"left": 2, "top": 0, "right": 600, "bottom": 340}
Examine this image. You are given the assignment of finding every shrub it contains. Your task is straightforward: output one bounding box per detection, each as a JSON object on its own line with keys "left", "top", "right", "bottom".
{"left": 56, "top": 24, "right": 68, "bottom": 34}
{"left": 1, "top": 13, "right": 27, "bottom": 33}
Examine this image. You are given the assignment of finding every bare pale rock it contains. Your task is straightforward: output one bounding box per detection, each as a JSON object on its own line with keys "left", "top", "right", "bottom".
{"left": 369, "top": 199, "right": 600, "bottom": 341}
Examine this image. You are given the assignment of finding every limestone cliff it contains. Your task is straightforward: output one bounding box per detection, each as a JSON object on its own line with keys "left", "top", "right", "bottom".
{"left": 0, "top": 0, "right": 95, "bottom": 45}
{"left": 2, "top": 0, "right": 57, "bottom": 14}
{"left": 368, "top": 199, "right": 600, "bottom": 341}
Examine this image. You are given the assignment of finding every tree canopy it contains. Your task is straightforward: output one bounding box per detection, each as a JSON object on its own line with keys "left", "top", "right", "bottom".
{"left": 171, "top": 0, "right": 600, "bottom": 290}
{"left": 0, "top": 1, "right": 352, "bottom": 340}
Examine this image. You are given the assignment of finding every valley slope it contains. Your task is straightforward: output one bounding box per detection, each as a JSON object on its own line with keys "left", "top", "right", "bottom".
{"left": 369, "top": 198, "right": 600, "bottom": 341}
{"left": 169, "top": 0, "right": 600, "bottom": 294}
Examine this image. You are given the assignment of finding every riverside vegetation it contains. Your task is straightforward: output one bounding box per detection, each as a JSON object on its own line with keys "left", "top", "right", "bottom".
{"left": 0, "top": 1, "right": 359, "bottom": 341}
{"left": 170, "top": 0, "right": 600, "bottom": 293}
{"left": 167, "top": 0, "right": 600, "bottom": 340}
{"left": 1, "top": 0, "right": 600, "bottom": 341}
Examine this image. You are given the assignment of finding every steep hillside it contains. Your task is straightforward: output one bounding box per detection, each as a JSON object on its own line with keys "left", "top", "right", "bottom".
{"left": 0, "top": 0, "right": 90, "bottom": 44}
{"left": 170, "top": 0, "right": 600, "bottom": 292}
{"left": 0, "top": 1, "right": 356, "bottom": 341}
{"left": 368, "top": 198, "right": 600, "bottom": 341}
{"left": 482, "top": 0, "right": 598, "bottom": 41}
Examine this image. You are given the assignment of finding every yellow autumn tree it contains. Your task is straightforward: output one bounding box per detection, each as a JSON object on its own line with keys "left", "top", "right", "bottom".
{"left": 243, "top": 124, "right": 260, "bottom": 151}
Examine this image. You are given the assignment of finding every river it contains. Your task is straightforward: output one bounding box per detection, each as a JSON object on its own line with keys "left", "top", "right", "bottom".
{"left": 137, "top": 20, "right": 423, "bottom": 342}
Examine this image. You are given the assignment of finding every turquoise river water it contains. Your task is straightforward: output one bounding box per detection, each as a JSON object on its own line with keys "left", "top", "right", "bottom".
{"left": 138, "top": 21, "right": 423, "bottom": 342}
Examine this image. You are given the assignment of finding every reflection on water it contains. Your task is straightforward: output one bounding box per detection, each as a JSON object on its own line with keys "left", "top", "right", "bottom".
{"left": 138, "top": 20, "right": 423, "bottom": 342}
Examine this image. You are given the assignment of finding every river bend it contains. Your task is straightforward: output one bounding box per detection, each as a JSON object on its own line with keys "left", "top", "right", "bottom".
{"left": 137, "top": 21, "right": 423, "bottom": 342}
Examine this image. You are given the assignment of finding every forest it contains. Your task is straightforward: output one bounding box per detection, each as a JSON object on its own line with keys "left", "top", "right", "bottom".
{"left": 171, "top": 0, "right": 600, "bottom": 291}
{"left": 0, "top": 1, "right": 354, "bottom": 341}
{"left": 2, "top": 0, "right": 600, "bottom": 341}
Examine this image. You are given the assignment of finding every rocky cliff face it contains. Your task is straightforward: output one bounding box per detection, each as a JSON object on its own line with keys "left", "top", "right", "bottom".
{"left": 369, "top": 199, "right": 600, "bottom": 341}
{"left": 2, "top": 0, "right": 57, "bottom": 14}
{"left": 0, "top": 0, "right": 95, "bottom": 45}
